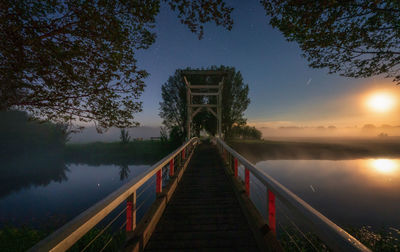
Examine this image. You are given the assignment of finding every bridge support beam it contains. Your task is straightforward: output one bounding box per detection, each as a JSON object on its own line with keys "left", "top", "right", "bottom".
{"left": 234, "top": 158, "right": 238, "bottom": 178}
{"left": 156, "top": 170, "right": 162, "bottom": 194}
{"left": 126, "top": 192, "right": 137, "bottom": 232}
{"left": 267, "top": 190, "right": 276, "bottom": 233}
{"left": 245, "top": 168, "right": 250, "bottom": 196}
{"left": 169, "top": 159, "right": 174, "bottom": 177}
{"left": 182, "top": 72, "right": 225, "bottom": 139}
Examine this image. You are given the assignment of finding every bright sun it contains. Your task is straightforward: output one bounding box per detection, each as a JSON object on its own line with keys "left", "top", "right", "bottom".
{"left": 366, "top": 92, "right": 396, "bottom": 113}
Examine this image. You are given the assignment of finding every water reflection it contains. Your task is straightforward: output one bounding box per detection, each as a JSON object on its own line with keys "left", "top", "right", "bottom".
{"left": 255, "top": 159, "right": 400, "bottom": 228}
{"left": 368, "top": 159, "right": 399, "bottom": 175}
{"left": 0, "top": 156, "right": 68, "bottom": 197}
{"left": 0, "top": 161, "right": 150, "bottom": 228}
{"left": 119, "top": 163, "right": 131, "bottom": 181}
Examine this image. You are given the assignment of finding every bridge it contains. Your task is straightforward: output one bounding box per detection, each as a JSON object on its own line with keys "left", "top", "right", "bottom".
{"left": 30, "top": 70, "right": 371, "bottom": 251}
{"left": 30, "top": 137, "right": 371, "bottom": 252}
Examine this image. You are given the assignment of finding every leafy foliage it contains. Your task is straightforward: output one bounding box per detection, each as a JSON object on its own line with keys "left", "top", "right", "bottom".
{"left": 159, "top": 66, "right": 250, "bottom": 142}
{"left": 0, "top": 0, "right": 233, "bottom": 130}
{"left": 0, "top": 226, "right": 48, "bottom": 252}
{"left": 261, "top": 0, "right": 400, "bottom": 83}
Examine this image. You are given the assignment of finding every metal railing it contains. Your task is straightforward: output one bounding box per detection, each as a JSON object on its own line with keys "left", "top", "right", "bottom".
{"left": 215, "top": 137, "right": 371, "bottom": 252}
{"left": 30, "top": 137, "right": 199, "bottom": 252}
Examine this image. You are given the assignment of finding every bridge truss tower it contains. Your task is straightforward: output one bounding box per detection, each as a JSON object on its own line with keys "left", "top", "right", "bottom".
{"left": 182, "top": 70, "right": 226, "bottom": 140}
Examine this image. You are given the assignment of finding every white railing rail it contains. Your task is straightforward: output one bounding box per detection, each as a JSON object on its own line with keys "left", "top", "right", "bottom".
{"left": 215, "top": 137, "right": 371, "bottom": 252}
{"left": 30, "top": 137, "right": 199, "bottom": 252}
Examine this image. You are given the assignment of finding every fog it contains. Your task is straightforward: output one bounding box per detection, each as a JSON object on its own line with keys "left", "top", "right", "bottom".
{"left": 258, "top": 124, "right": 400, "bottom": 138}
{"left": 69, "top": 126, "right": 161, "bottom": 143}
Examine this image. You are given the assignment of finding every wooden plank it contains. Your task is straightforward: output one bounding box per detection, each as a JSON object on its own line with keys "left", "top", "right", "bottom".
{"left": 124, "top": 147, "right": 197, "bottom": 252}
{"left": 143, "top": 143, "right": 261, "bottom": 251}
{"left": 188, "top": 85, "right": 220, "bottom": 89}
{"left": 191, "top": 92, "right": 219, "bottom": 96}
{"left": 188, "top": 104, "right": 217, "bottom": 108}
{"left": 181, "top": 70, "right": 227, "bottom": 76}
{"left": 207, "top": 107, "right": 218, "bottom": 118}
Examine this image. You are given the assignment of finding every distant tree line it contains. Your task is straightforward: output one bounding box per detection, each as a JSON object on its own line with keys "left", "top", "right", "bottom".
{"left": 230, "top": 125, "right": 262, "bottom": 140}
{"left": 0, "top": 110, "right": 70, "bottom": 158}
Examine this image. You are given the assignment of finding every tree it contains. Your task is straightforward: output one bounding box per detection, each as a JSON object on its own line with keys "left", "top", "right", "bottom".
{"left": 0, "top": 110, "right": 71, "bottom": 157}
{"left": 231, "top": 125, "right": 262, "bottom": 140}
{"left": 159, "top": 66, "right": 250, "bottom": 142}
{"left": 261, "top": 0, "right": 400, "bottom": 83}
{"left": 120, "top": 128, "right": 130, "bottom": 144}
{"left": 0, "top": 0, "right": 233, "bottom": 130}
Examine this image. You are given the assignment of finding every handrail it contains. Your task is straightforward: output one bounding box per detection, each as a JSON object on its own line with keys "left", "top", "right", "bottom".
{"left": 215, "top": 137, "right": 371, "bottom": 252}
{"left": 30, "top": 137, "right": 199, "bottom": 252}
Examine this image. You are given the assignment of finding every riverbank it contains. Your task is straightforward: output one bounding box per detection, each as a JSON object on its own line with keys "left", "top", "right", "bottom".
{"left": 65, "top": 140, "right": 178, "bottom": 165}
{"left": 228, "top": 137, "right": 400, "bottom": 163}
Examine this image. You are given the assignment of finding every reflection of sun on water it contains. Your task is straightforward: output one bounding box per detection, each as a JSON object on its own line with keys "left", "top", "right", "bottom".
{"left": 369, "top": 159, "right": 398, "bottom": 174}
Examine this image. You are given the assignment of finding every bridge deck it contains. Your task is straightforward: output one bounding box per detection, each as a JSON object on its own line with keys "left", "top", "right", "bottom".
{"left": 144, "top": 143, "right": 260, "bottom": 251}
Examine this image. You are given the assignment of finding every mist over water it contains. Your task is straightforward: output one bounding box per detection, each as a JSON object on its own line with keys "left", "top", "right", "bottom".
{"left": 258, "top": 125, "right": 400, "bottom": 138}
{"left": 69, "top": 126, "right": 161, "bottom": 143}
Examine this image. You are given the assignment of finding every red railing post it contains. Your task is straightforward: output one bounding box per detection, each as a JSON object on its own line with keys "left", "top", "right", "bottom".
{"left": 245, "top": 168, "right": 250, "bottom": 196}
{"left": 234, "top": 158, "right": 238, "bottom": 178}
{"left": 268, "top": 189, "right": 276, "bottom": 233}
{"left": 126, "top": 191, "right": 136, "bottom": 232}
{"left": 156, "top": 169, "right": 162, "bottom": 193}
{"left": 169, "top": 158, "right": 174, "bottom": 177}
{"left": 182, "top": 148, "right": 185, "bottom": 160}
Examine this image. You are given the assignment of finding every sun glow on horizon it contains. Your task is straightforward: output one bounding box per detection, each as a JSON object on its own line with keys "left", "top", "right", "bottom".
{"left": 366, "top": 92, "right": 396, "bottom": 113}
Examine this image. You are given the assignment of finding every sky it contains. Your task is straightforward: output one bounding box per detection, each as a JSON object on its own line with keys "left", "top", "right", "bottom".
{"left": 131, "top": 0, "right": 400, "bottom": 129}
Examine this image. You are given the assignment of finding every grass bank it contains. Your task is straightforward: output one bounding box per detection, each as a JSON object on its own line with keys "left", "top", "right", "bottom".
{"left": 3, "top": 225, "right": 398, "bottom": 252}
{"left": 65, "top": 140, "right": 179, "bottom": 165}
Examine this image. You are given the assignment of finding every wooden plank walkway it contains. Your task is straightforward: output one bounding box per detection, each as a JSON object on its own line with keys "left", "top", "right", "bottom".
{"left": 144, "top": 142, "right": 260, "bottom": 251}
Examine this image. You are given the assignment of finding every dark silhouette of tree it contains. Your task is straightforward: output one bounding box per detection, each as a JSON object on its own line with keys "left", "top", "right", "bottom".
{"left": 261, "top": 0, "right": 400, "bottom": 83}
{"left": 0, "top": 1, "right": 233, "bottom": 130}
{"left": 0, "top": 156, "right": 69, "bottom": 197}
{"left": 0, "top": 110, "right": 70, "bottom": 157}
{"left": 118, "top": 163, "right": 130, "bottom": 181}
{"left": 159, "top": 66, "right": 250, "bottom": 142}
{"left": 120, "top": 128, "right": 130, "bottom": 144}
{"left": 230, "top": 125, "right": 262, "bottom": 140}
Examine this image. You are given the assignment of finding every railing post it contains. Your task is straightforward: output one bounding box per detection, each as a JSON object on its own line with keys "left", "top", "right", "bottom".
{"left": 245, "top": 168, "right": 250, "bottom": 196}
{"left": 267, "top": 189, "right": 276, "bottom": 233}
{"left": 126, "top": 191, "right": 136, "bottom": 232}
{"left": 234, "top": 158, "right": 238, "bottom": 178}
{"left": 223, "top": 149, "right": 227, "bottom": 162}
{"left": 156, "top": 169, "right": 162, "bottom": 193}
{"left": 182, "top": 148, "right": 185, "bottom": 161}
{"left": 169, "top": 158, "right": 174, "bottom": 177}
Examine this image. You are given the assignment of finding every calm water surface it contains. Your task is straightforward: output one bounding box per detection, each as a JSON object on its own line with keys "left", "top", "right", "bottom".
{"left": 0, "top": 163, "right": 152, "bottom": 228}
{"left": 251, "top": 158, "right": 400, "bottom": 229}
{"left": 1, "top": 158, "right": 399, "bottom": 230}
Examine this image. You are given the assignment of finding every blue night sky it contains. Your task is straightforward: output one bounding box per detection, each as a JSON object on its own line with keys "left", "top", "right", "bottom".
{"left": 133, "top": 1, "right": 399, "bottom": 128}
